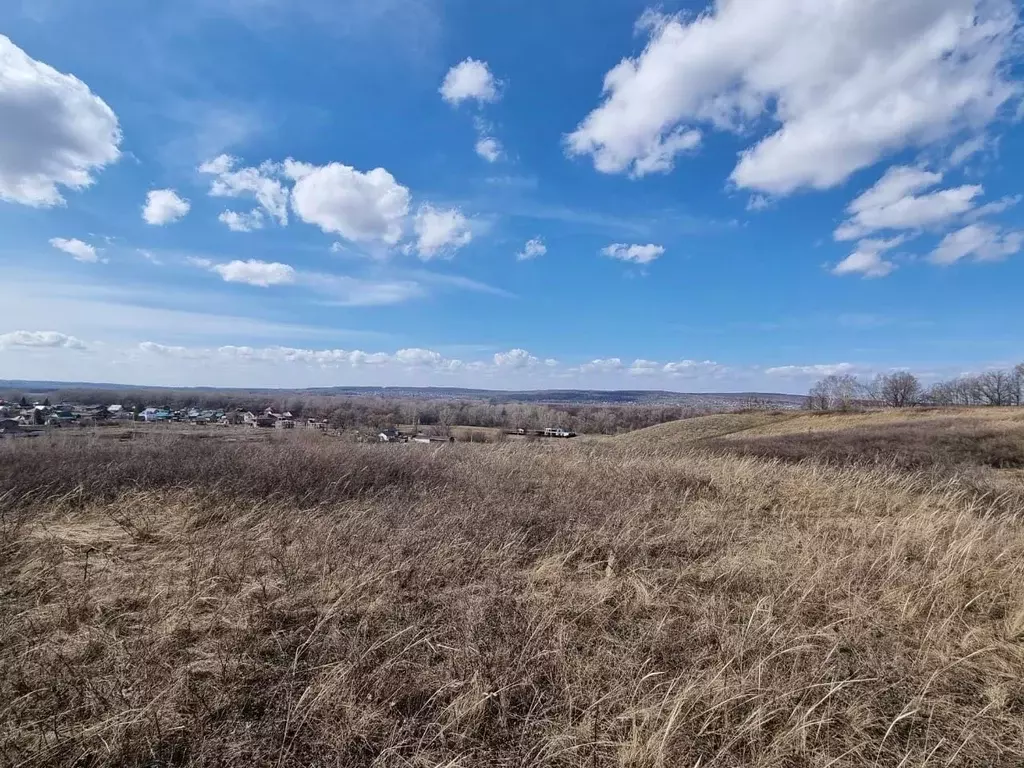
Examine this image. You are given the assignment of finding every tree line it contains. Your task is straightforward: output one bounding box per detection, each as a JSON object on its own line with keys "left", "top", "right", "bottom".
{"left": 807, "top": 364, "right": 1024, "bottom": 411}
{"left": 0, "top": 386, "right": 728, "bottom": 435}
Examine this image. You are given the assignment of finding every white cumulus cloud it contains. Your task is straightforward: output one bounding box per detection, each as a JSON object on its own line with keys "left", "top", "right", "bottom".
{"left": 475, "top": 136, "right": 503, "bottom": 163}
{"left": 394, "top": 348, "right": 445, "bottom": 367}
{"left": 832, "top": 237, "right": 904, "bottom": 279}
{"left": 412, "top": 204, "right": 473, "bottom": 259}
{"left": 493, "top": 349, "right": 541, "bottom": 369}
{"left": 0, "top": 330, "right": 87, "bottom": 350}
{"left": 289, "top": 162, "right": 410, "bottom": 245}
{"left": 210, "top": 259, "right": 296, "bottom": 287}
{"left": 49, "top": 237, "right": 98, "bottom": 263}
{"left": 199, "top": 155, "right": 289, "bottom": 226}
{"left": 663, "top": 360, "right": 724, "bottom": 377}
{"left": 0, "top": 35, "right": 121, "bottom": 207}
{"left": 628, "top": 359, "right": 661, "bottom": 376}
{"left": 930, "top": 223, "right": 1023, "bottom": 265}
{"left": 567, "top": 1, "right": 1019, "bottom": 192}
{"left": 834, "top": 166, "right": 982, "bottom": 241}
{"left": 138, "top": 341, "right": 209, "bottom": 359}
{"left": 143, "top": 188, "right": 191, "bottom": 225}
{"left": 516, "top": 237, "right": 547, "bottom": 261}
{"left": 602, "top": 243, "right": 665, "bottom": 264}
{"left": 578, "top": 358, "right": 625, "bottom": 374}
{"left": 218, "top": 209, "right": 265, "bottom": 232}
{"left": 440, "top": 58, "right": 500, "bottom": 105}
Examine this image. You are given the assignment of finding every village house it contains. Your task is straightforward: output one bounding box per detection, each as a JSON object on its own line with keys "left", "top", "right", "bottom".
{"left": 221, "top": 410, "right": 247, "bottom": 426}
{"left": 141, "top": 408, "right": 172, "bottom": 422}
{"left": 0, "top": 398, "right": 333, "bottom": 433}
{"left": 185, "top": 409, "right": 222, "bottom": 424}
{"left": 245, "top": 407, "right": 295, "bottom": 428}
{"left": 107, "top": 404, "right": 134, "bottom": 421}
{"left": 46, "top": 407, "right": 77, "bottom": 427}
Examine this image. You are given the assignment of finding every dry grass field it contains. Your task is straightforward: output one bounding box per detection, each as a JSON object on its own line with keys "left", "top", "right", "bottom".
{"left": 2, "top": 410, "right": 1024, "bottom": 767}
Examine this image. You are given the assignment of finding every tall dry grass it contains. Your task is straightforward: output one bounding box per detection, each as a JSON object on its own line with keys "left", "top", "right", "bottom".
{"left": 704, "top": 417, "right": 1024, "bottom": 471}
{"left": 2, "top": 429, "right": 1023, "bottom": 766}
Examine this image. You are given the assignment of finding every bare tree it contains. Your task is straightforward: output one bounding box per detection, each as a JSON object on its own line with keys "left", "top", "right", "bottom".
{"left": 927, "top": 375, "right": 984, "bottom": 407}
{"left": 1013, "top": 363, "right": 1024, "bottom": 407}
{"left": 925, "top": 380, "right": 958, "bottom": 406}
{"left": 875, "top": 371, "right": 922, "bottom": 408}
{"left": 806, "top": 380, "right": 831, "bottom": 411}
{"left": 807, "top": 374, "right": 867, "bottom": 412}
{"left": 957, "top": 376, "right": 983, "bottom": 406}
{"left": 434, "top": 405, "right": 455, "bottom": 438}
{"left": 976, "top": 370, "right": 1015, "bottom": 406}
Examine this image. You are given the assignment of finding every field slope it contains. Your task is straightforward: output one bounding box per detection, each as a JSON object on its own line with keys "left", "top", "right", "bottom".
{"left": 2, "top": 418, "right": 1024, "bottom": 767}
{"left": 612, "top": 410, "right": 800, "bottom": 445}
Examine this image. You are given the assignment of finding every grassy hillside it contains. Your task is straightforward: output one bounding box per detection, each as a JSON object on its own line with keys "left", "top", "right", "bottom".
{"left": 611, "top": 411, "right": 800, "bottom": 445}
{"left": 721, "top": 407, "right": 1024, "bottom": 439}
{"left": 2, "top": 416, "right": 1023, "bottom": 766}
{"left": 618, "top": 406, "right": 1024, "bottom": 443}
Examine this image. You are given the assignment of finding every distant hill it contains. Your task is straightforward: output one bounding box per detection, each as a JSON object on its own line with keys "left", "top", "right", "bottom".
{"left": 0, "top": 379, "right": 806, "bottom": 408}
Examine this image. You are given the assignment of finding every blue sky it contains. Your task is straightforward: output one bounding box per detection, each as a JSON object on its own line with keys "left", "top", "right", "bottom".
{"left": 1, "top": 0, "right": 1022, "bottom": 391}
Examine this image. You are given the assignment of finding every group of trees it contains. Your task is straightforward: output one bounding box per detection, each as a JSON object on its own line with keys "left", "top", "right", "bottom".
{"left": 302, "top": 400, "right": 708, "bottom": 435}
{"left": 808, "top": 364, "right": 1024, "bottom": 411}
{"left": 927, "top": 367, "right": 1024, "bottom": 407}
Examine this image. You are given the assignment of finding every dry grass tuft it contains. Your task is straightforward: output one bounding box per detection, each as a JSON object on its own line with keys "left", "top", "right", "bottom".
{"left": 2, "top": 422, "right": 1024, "bottom": 766}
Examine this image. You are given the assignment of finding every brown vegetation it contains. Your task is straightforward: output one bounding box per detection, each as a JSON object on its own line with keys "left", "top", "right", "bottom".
{"left": 705, "top": 417, "right": 1024, "bottom": 471}
{"left": 2, "top": 416, "right": 1024, "bottom": 766}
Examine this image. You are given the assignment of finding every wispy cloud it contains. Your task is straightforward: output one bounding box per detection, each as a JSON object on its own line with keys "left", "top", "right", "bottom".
{"left": 303, "top": 273, "right": 426, "bottom": 307}
{"left": 195, "top": 0, "right": 443, "bottom": 62}
{"left": 156, "top": 100, "right": 271, "bottom": 169}
{"left": 403, "top": 269, "right": 517, "bottom": 299}
{"left": 176, "top": 249, "right": 511, "bottom": 304}
{"left": 464, "top": 190, "right": 731, "bottom": 238}
{"left": 0, "top": 273, "right": 387, "bottom": 345}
